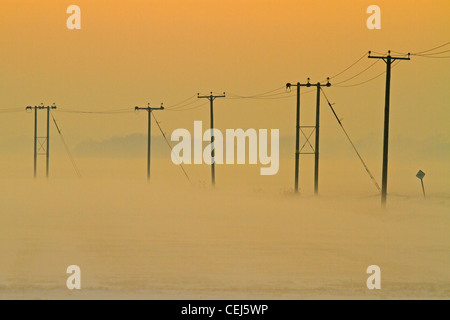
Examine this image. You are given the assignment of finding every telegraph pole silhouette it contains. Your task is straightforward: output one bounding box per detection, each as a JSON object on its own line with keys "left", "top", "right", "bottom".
{"left": 135, "top": 103, "right": 164, "bottom": 180}
{"left": 286, "top": 78, "right": 331, "bottom": 194}
{"left": 369, "top": 51, "right": 410, "bottom": 206}
{"left": 26, "top": 103, "right": 57, "bottom": 178}
{"left": 197, "top": 92, "right": 226, "bottom": 186}
{"left": 287, "top": 82, "right": 301, "bottom": 193}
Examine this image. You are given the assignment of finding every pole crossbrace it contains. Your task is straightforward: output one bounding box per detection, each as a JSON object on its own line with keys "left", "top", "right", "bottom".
{"left": 286, "top": 78, "right": 331, "bottom": 195}
{"left": 26, "top": 103, "right": 57, "bottom": 178}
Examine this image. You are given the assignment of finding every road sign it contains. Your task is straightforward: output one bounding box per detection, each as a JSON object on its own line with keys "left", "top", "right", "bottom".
{"left": 416, "top": 170, "right": 426, "bottom": 180}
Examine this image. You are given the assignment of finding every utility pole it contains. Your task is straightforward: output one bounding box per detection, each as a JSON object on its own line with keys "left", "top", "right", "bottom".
{"left": 26, "top": 103, "right": 57, "bottom": 178}
{"left": 287, "top": 82, "right": 301, "bottom": 193}
{"left": 286, "top": 78, "right": 330, "bottom": 194}
{"left": 135, "top": 103, "right": 164, "bottom": 180}
{"left": 46, "top": 106, "right": 50, "bottom": 178}
{"left": 369, "top": 51, "right": 410, "bottom": 207}
{"left": 312, "top": 79, "right": 331, "bottom": 195}
{"left": 197, "top": 92, "right": 226, "bottom": 186}
{"left": 34, "top": 106, "right": 37, "bottom": 178}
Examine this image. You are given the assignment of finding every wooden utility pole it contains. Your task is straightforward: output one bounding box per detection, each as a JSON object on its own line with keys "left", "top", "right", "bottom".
{"left": 26, "top": 103, "right": 57, "bottom": 178}
{"left": 286, "top": 78, "right": 330, "bottom": 194}
{"left": 197, "top": 92, "right": 226, "bottom": 186}
{"left": 369, "top": 51, "right": 410, "bottom": 206}
{"left": 135, "top": 103, "right": 164, "bottom": 180}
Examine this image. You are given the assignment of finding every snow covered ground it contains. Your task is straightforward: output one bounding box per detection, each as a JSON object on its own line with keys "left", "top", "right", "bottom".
{"left": 0, "top": 180, "right": 448, "bottom": 300}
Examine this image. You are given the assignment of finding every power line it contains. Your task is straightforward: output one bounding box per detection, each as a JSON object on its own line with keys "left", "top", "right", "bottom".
{"left": 333, "top": 60, "right": 381, "bottom": 86}
{"left": 320, "top": 88, "right": 381, "bottom": 193}
{"left": 57, "top": 108, "right": 133, "bottom": 114}
{"left": 392, "top": 50, "right": 450, "bottom": 59}
{"left": 159, "top": 42, "right": 445, "bottom": 108}
{"left": 327, "top": 52, "right": 368, "bottom": 80}
{"left": 414, "top": 41, "right": 450, "bottom": 54}
{"left": 0, "top": 107, "right": 23, "bottom": 110}
{"left": 226, "top": 86, "right": 286, "bottom": 99}
{"left": 224, "top": 85, "right": 320, "bottom": 101}
{"left": 164, "top": 95, "right": 197, "bottom": 109}
{"left": 414, "top": 49, "right": 450, "bottom": 56}
{"left": 391, "top": 42, "right": 450, "bottom": 58}
{"left": 0, "top": 110, "right": 24, "bottom": 114}
{"left": 228, "top": 52, "right": 371, "bottom": 99}
{"left": 0, "top": 107, "right": 24, "bottom": 114}
{"left": 227, "top": 91, "right": 296, "bottom": 100}
{"left": 165, "top": 99, "right": 207, "bottom": 111}
{"left": 165, "top": 101, "right": 210, "bottom": 112}
{"left": 151, "top": 112, "right": 191, "bottom": 183}
{"left": 412, "top": 54, "right": 450, "bottom": 59}
{"left": 334, "top": 61, "right": 401, "bottom": 88}
{"left": 50, "top": 111, "right": 81, "bottom": 178}
{"left": 227, "top": 93, "right": 296, "bottom": 100}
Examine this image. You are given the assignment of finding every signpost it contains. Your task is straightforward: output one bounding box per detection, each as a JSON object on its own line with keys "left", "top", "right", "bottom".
{"left": 416, "top": 170, "right": 426, "bottom": 198}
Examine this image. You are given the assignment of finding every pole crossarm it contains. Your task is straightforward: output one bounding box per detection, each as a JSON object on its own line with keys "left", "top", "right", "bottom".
{"left": 368, "top": 51, "right": 411, "bottom": 62}
{"left": 135, "top": 103, "right": 165, "bottom": 112}
{"left": 197, "top": 92, "right": 226, "bottom": 101}
{"left": 286, "top": 77, "right": 331, "bottom": 90}
{"left": 26, "top": 104, "right": 57, "bottom": 111}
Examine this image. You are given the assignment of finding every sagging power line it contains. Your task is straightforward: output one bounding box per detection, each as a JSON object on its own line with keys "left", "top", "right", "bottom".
{"left": 393, "top": 41, "right": 450, "bottom": 58}
{"left": 57, "top": 109, "right": 133, "bottom": 114}
{"left": 0, "top": 42, "right": 444, "bottom": 199}
{"left": 50, "top": 111, "right": 81, "bottom": 178}
{"left": 320, "top": 88, "right": 381, "bottom": 193}
{"left": 151, "top": 112, "right": 191, "bottom": 183}
{"left": 0, "top": 107, "right": 24, "bottom": 114}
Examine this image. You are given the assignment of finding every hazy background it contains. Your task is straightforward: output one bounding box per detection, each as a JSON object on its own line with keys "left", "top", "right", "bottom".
{"left": 0, "top": 0, "right": 449, "bottom": 299}
{"left": 0, "top": 0, "right": 448, "bottom": 193}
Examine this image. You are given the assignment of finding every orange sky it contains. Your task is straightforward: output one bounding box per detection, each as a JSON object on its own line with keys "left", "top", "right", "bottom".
{"left": 0, "top": 0, "right": 448, "bottom": 193}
